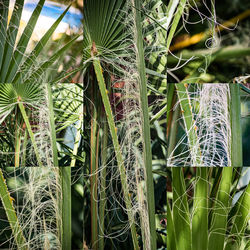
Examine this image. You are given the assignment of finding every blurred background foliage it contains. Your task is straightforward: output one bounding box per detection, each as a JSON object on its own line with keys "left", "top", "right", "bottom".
{"left": 164, "top": 0, "right": 250, "bottom": 82}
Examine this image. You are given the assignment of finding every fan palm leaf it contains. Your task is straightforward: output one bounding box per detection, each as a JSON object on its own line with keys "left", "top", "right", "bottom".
{"left": 53, "top": 83, "right": 83, "bottom": 132}
{"left": 0, "top": 83, "right": 41, "bottom": 124}
{"left": 83, "top": 0, "right": 128, "bottom": 61}
{"left": 0, "top": 0, "right": 80, "bottom": 83}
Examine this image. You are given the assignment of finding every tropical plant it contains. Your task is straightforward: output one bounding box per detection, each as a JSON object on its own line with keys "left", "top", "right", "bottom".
{"left": 82, "top": 0, "right": 250, "bottom": 249}
{"left": 0, "top": 0, "right": 83, "bottom": 249}
{"left": 167, "top": 167, "right": 250, "bottom": 250}
{"left": 0, "top": 0, "right": 82, "bottom": 84}
{"left": 0, "top": 0, "right": 249, "bottom": 249}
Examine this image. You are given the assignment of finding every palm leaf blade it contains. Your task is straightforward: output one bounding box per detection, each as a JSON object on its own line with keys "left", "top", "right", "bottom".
{"left": 13, "top": 4, "right": 71, "bottom": 83}
{"left": 0, "top": 0, "right": 24, "bottom": 82}
{"left": 0, "top": 0, "right": 9, "bottom": 68}
{"left": 5, "top": 0, "right": 46, "bottom": 82}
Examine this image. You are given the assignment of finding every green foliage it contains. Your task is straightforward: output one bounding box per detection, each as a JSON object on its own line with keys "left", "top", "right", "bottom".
{"left": 0, "top": 0, "right": 249, "bottom": 249}
{"left": 167, "top": 167, "right": 250, "bottom": 250}
{"left": 0, "top": 1, "right": 83, "bottom": 249}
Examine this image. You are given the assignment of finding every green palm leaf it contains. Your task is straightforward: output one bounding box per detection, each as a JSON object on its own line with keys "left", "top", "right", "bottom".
{"left": 0, "top": 83, "right": 43, "bottom": 166}
{"left": 83, "top": 0, "right": 128, "bottom": 60}
{"left": 0, "top": 1, "right": 77, "bottom": 84}
{"left": 0, "top": 83, "right": 41, "bottom": 124}
{"left": 5, "top": 0, "right": 46, "bottom": 82}
{"left": 12, "top": 5, "right": 71, "bottom": 83}
{"left": 0, "top": 0, "right": 9, "bottom": 67}
{"left": 0, "top": 0, "right": 24, "bottom": 82}
{"left": 0, "top": 84, "right": 16, "bottom": 124}
{"left": 53, "top": 84, "right": 83, "bottom": 132}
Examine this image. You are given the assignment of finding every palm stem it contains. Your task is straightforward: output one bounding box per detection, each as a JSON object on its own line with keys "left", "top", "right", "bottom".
{"left": 17, "top": 102, "right": 43, "bottom": 167}
{"left": 208, "top": 167, "right": 233, "bottom": 250}
{"left": 192, "top": 167, "right": 208, "bottom": 250}
{"left": 90, "top": 112, "right": 99, "bottom": 250}
{"left": 92, "top": 55, "right": 139, "bottom": 250}
{"left": 229, "top": 83, "right": 243, "bottom": 167}
{"left": 99, "top": 119, "right": 108, "bottom": 250}
{"left": 0, "top": 169, "right": 27, "bottom": 249}
{"left": 70, "top": 104, "right": 83, "bottom": 167}
{"left": 133, "top": 0, "right": 156, "bottom": 248}
{"left": 14, "top": 114, "right": 21, "bottom": 167}
{"left": 172, "top": 168, "right": 191, "bottom": 250}
{"left": 46, "top": 83, "right": 71, "bottom": 250}
{"left": 167, "top": 200, "right": 176, "bottom": 250}
{"left": 225, "top": 181, "right": 250, "bottom": 249}
{"left": 21, "top": 128, "right": 28, "bottom": 167}
{"left": 46, "top": 83, "right": 59, "bottom": 166}
{"left": 58, "top": 167, "right": 71, "bottom": 250}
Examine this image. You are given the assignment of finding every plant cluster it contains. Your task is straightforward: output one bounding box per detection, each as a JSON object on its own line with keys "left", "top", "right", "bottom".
{"left": 0, "top": 0, "right": 249, "bottom": 250}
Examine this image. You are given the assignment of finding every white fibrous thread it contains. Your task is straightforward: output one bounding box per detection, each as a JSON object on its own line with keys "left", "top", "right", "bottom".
{"left": 22, "top": 85, "right": 53, "bottom": 167}
{"left": 3, "top": 168, "right": 61, "bottom": 250}
{"left": 38, "top": 86, "right": 53, "bottom": 167}
{"left": 84, "top": 0, "right": 226, "bottom": 247}
{"left": 168, "top": 84, "right": 231, "bottom": 167}
{"left": 89, "top": 2, "right": 151, "bottom": 248}
{"left": 196, "top": 84, "right": 231, "bottom": 166}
